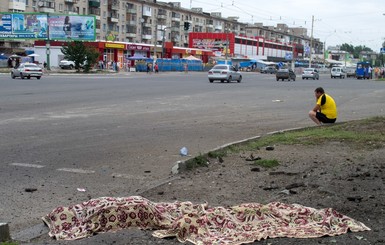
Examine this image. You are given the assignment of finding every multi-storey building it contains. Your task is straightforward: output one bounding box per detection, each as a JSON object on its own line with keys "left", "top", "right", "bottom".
{"left": 1, "top": 0, "right": 322, "bottom": 59}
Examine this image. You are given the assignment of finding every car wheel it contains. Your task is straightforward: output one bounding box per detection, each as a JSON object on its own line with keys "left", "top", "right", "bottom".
{"left": 37, "top": 76, "right": 41, "bottom": 80}
{"left": 227, "top": 76, "right": 232, "bottom": 83}
{"left": 220, "top": 80, "right": 224, "bottom": 83}
{"left": 11, "top": 72, "right": 15, "bottom": 79}
{"left": 276, "top": 77, "right": 279, "bottom": 81}
{"left": 237, "top": 76, "right": 242, "bottom": 83}
{"left": 209, "top": 79, "right": 214, "bottom": 83}
{"left": 27, "top": 76, "right": 31, "bottom": 79}
{"left": 69, "top": 65, "right": 74, "bottom": 70}
{"left": 20, "top": 73, "right": 24, "bottom": 79}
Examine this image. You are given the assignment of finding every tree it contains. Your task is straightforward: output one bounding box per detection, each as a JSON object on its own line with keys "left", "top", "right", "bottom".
{"left": 339, "top": 43, "right": 372, "bottom": 59}
{"left": 83, "top": 46, "right": 100, "bottom": 72}
{"left": 61, "top": 41, "right": 99, "bottom": 72}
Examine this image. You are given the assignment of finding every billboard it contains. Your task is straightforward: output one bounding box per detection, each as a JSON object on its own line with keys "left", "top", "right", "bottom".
{"left": 48, "top": 14, "right": 95, "bottom": 41}
{"left": 0, "top": 12, "right": 95, "bottom": 41}
{"left": 0, "top": 13, "right": 48, "bottom": 39}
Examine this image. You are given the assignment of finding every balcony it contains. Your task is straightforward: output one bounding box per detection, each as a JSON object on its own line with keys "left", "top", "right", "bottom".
{"left": 157, "top": 14, "right": 166, "bottom": 20}
{"left": 142, "top": 7, "right": 151, "bottom": 17}
{"left": 126, "top": 33, "right": 136, "bottom": 38}
{"left": 214, "top": 25, "right": 223, "bottom": 31}
{"left": 158, "top": 9, "right": 167, "bottom": 19}
{"left": 171, "top": 12, "right": 180, "bottom": 22}
{"left": 89, "top": 0, "right": 100, "bottom": 7}
{"left": 39, "top": 7, "right": 55, "bottom": 13}
{"left": 8, "top": 1, "right": 26, "bottom": 11}
{"left": 143, "top": 22, "right": 152, "bottom": 28}
{"left": 206, "top": 19, "right": 214, "bottom": 28}
{"left": 126, "top": 8, "right": 136, "bottom": 14}
{"left": 171, "top": 26, "right": 180, "bottom": 32}
{"left": 37, "top": 0, "right": 55, "bottom": 13}
{"left": 108, "top": 17, "right": 119, "bottom": 23}
{"left": 142, "top": 34, "right": 152, "bottom": 40}
{"left": 64, "top": 0, "right": 76, "bottom": 3}
{"left": 64, "top": 9, "right": 78, "bottom": 14}
{"left": 127, "top": 20, "right": 136, "bottom": 26}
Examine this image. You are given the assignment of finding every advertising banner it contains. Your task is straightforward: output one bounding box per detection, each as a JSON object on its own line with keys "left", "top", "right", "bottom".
{"left": 0, "top": 13, "right": 95, "bottom": 41}
{"left": 0, "top": 12, "right": 48, "bottom": 39}
{"left": 48, "top": 14, "right": 95, "bottom": 41}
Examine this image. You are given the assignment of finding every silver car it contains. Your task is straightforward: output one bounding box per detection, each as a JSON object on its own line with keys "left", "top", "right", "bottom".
{"left": 302, "top": 68, "right": 319, "bottom": 80}
{"left": 208, "top": 64, "right": 242, "bottom": 83}
{"left": 11, "top": 63, "right": 43, "bottom": 80}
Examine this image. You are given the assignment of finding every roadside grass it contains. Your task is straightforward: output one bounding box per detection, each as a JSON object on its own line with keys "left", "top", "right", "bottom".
{"left": 236, "top": 116, "right": 385, "bottom": 152}
{"left": 0, "top": 242, "right": 18, "bottom": 245}
{"left": 253, "top": 159, "right": 280, "bottom": 168}
{"left": 183, "top": 116, "right": 385, "bottom": 170}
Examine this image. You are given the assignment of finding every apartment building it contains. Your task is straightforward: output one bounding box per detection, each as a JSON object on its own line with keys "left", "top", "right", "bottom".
{"left": 1, "top": 0, "right": 322, "bottom": 56}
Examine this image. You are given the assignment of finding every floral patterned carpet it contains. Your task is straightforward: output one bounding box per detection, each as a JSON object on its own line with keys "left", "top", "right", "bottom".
{"left": 42, "top": 196, "right": 370, "bottom": 244}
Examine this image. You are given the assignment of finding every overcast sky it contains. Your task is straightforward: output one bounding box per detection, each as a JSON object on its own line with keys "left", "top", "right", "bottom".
{"left": 177, "top": 0, "right": 384, "bottom": 52}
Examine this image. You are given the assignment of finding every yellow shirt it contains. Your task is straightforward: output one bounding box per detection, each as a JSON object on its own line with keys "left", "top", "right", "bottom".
{"left": 317, "top": 93, "right": 337, "bottom": 119}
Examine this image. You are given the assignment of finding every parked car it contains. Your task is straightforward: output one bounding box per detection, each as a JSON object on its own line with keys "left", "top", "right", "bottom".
{"left": 59, "top": 60, "right": 75, "bottom": 69}
{"left": 302, "top": 68, "right": 319, "bottom": 80}
{"left": 261, "top": 66, "right": 277, "bottom": 74}
{"left": 208, "top": 64, "right": 242, "bottom": 83}
{"left": 276, "top": 68, "right": 296, "bottom": 81}
{"left": 331, "top": 66, "right": 346, "bottom": 79}
{"left": 346, "top": 66, "right": 356, "bottom": 78}
{"left": 11, "top": 63, "right": 43, "bottom": 80}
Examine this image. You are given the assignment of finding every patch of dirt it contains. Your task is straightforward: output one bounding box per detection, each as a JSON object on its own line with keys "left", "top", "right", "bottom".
{"left": 141, "top": 122, "right": 385, "bottom": 245}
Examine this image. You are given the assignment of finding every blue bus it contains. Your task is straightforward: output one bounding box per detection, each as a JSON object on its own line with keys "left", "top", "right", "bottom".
{"left": 356, "top": 61, "right": 371, "bottom": 79}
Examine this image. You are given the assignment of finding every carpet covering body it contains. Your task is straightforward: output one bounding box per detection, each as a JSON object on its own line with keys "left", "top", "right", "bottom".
{"left": 42, "top": 196, "right": 370, "bottom": 244}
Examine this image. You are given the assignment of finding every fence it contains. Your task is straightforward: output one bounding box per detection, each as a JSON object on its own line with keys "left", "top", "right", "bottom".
{"left": 135, "top": 58, "right": 203, "bottom": 72}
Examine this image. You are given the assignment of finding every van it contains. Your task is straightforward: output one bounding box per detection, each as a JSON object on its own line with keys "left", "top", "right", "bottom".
{"left": 331, "top": 67, "right": 346, "bottom": 79}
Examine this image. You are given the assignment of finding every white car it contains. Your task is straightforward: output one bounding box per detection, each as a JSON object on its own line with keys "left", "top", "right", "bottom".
{"left": 11, "top": 63, "right": 43, "bottom": 79}
{"left": 331, "top": 67, "right": 346, "bottom": 79}
{"left": 208, "top": 65, "right": 242, "bottom": 83}
{"left": 302, "top": 68, "right": 319, "bottom": 80}
{"left": 59, "top": 60, "right": 75, "bottom": 69}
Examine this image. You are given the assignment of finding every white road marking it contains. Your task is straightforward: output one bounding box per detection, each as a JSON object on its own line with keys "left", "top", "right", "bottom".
{"left": 111, "top": 173, "right": 146, "bottom": 180}
{"left": 10, "top": 163, "right": 45, "bottom": 168}
{"left": 57, "top": 168, "right": 95, "bottom": 174}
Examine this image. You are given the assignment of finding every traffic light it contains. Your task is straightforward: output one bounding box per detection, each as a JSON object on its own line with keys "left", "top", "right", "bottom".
{"left": 184, "top": 22, "right": 190, "bottom": 31}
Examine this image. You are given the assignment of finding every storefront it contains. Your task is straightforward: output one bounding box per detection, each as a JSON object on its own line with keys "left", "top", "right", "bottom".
{"left": 33, "top": 40, "right": 213, "bottom": 68}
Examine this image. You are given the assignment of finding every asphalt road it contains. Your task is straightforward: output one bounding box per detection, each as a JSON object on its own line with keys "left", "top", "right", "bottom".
{"left": 0, "top": 71, "right": 384, "bottom": 241}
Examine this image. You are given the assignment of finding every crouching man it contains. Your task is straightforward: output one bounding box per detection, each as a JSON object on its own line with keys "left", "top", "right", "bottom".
{"left": 309, "top": 87, "right": 337, "bottom": 125}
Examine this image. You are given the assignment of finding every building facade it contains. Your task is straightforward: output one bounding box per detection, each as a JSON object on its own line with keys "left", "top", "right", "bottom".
{"left": 1, "top": 0, "right": 322, "bottom": 60}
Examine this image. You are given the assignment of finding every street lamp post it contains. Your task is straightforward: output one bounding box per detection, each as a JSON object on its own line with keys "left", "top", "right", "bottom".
{"left": 309, "top": 15, "right": 314, "bottom": 68}
{"left": 161, "top": 26, "right": 170, "bottom": 59}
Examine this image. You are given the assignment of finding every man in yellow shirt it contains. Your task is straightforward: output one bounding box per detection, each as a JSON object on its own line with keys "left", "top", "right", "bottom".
{"left": 309, "top": 87, "right": 337, "bottom": 125}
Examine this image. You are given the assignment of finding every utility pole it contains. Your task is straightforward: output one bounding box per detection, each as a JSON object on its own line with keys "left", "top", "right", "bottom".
{"left": 225, "top": 24, "right": 229, "bottom": 64}
{"left": 309, "top": 15, "right": 314, "bottom": 68}
{"left": 46, "top": 13, "right": 50, "bottom": 70}
{"left": 153, "top": 19, "right": 157, "bottom": 68}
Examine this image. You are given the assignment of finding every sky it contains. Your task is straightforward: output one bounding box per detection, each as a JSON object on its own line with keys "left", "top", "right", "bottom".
{"left": 177, "top": 0, "right": 385, "bottom": 52}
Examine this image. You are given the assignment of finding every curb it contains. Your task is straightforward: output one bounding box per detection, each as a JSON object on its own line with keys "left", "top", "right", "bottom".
{"left": 171, "top": 126, "right": 307, "bottom": 174}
